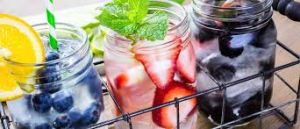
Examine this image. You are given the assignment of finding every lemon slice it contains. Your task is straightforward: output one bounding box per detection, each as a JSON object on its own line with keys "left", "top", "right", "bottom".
{"left": 0, "top": 63, "right": 23, "bottom": 101}
{"left": 0, "top": 14, "right": 45, "bottom": 101}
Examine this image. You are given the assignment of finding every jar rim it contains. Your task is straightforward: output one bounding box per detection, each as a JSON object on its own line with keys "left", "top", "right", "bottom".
{"left": 192, "top": 0, "right": 273, "bottom": 22}
{"left": 4, "top": 23, "right": 88, "bottom": 66}
{"left": 191, "top": 0, "right": 273, "bottom": 33}
{"left": 193, "top": 0, "right": 272, "bottom": 11}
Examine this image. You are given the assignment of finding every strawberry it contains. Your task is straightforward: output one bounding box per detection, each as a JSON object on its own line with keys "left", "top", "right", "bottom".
{"left": 133, "top": 37, "right": 182, "bottom": 89}
{"left": 152, "top": 81, "right": 197, "bottom": 128}
{"left": 114, "top": 65, "right": 146, "bottom": 89}
{"left": 176, "top": 41, "right": 196, "bottom": 83}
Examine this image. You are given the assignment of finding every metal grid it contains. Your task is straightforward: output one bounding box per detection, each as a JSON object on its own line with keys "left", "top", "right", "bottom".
{"left": 92, "top": 41, "right": 300, "bottom": 129}
{"left": 1, "top": 41, "right": 299, "bottom": 129}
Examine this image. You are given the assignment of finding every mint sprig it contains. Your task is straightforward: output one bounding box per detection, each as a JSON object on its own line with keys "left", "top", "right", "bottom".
{"left": 96, "top": 0, "right": 168, "bottom": 42}
{"left": 137, "top": 12, "right": 168, "bottom": 41}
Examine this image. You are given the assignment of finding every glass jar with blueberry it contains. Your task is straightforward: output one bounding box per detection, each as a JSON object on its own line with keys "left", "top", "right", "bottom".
{"left": 5, "top": 23, "right": 104, "bottom": 129}
{"left": 190, "top": 0, "right": 277, "bottom": 126}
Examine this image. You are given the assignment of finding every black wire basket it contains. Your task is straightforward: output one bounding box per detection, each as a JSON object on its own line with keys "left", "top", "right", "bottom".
{"left": 1, "top": 1, "right": 300, "bottom": 129}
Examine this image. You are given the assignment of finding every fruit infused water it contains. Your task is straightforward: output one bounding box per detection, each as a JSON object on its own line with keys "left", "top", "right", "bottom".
{"left": 99, "top": 0, "right": 198, "bottom": 128}
{"left": 5, "top": 23, "right": 104, "bottom": 129}
{"left": 190, "top": 0, "right": 276, "bottom": 126}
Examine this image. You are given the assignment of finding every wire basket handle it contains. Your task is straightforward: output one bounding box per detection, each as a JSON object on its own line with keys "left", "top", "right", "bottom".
{"left": 273, "top": 0, "right": 300, "bottom": 22}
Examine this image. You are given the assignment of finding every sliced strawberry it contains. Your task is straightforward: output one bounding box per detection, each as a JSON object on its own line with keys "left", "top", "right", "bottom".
{"left": 176, "top": 41, "right": 196, "bottom": 83}
{"left": 133, "top": 37, "right": 182, "bottom": 89}
{"left": 114, "top": 65, "right": 146, "bottom": 89}
{"left": 152, "top": 81, "right": 197, "bottom": 128}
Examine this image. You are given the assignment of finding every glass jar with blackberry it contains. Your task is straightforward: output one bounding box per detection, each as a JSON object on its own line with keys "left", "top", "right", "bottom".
{"left": 190, "top": 0, "right": 277, "bottom": 126}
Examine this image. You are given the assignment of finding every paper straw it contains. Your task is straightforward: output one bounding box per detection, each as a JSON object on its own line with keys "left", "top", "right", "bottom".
{"left": 45, "top": 0, "right": 58, "bottom": 51}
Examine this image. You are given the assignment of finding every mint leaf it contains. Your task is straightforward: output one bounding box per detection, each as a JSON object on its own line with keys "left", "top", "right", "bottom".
{"left": 102, "top": 3, "right": 128, "bottom": 18}
{"left": 97, "top": 10, "right": 137, "bottom": 36}
{"left": 128, "top": 0, "right": 149, "bottom": 22}
{"left": 96, "top": 0, "right": 169, "bottom": 42}
{"left": 137, "top": 12, "right": 168, "bottom": 41}
{"left": 113, "top": 0, "right": 128, "bottom": 4}
{"left": 96, "top": 1, "right": 136, "bottom": 37}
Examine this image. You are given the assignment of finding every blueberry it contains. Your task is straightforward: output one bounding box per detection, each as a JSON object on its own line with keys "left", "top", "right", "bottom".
{"left": 52, "top": 92, "right": 74, "bottom": 113}
{"left": 37, "top": 52, "right": 62, "bottom": 94}
{"left": 89, "top": 80, "right": 102, "bottom": 101}
{"left": 219, "top": 42, "right": 244, "bottom": 58}
{"left": 38, "top": 68, "right": 62, "bottom": 94}
{"left": 45, "top": 52, "right": 60, "bottom": 71}
{"left": 38, "top": 68, "right": 61, "bottom": 82}
{"left": 81, "top": 102, "right": 102, "bottom": 125}
{"left": 53, "top": 115, "right": 72, "bottom": 129}
{"left": 34, "top": 123, "right": 52, "bottom": 129}
{"left": 24, "top": 95, "right": 32, "bottom": 109}
{"left": 32, "top": 93, "right": 52, "bottom": 113}
{"left": 84, "top": 69, "right": 103, "bottom": 101}
{"left": 219, "top": 33, "right": 256, "bottom": 58}
{"left": 46, "top": 52, "right": 60, "bottom": 61}
{"left": 68, "top": 109, "right": 82, "bottom": 124}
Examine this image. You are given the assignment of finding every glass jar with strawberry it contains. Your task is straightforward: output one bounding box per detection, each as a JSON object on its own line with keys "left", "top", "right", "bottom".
{"left": 98, "top": 0, "right": 198, "bottom": 129}
{"left": 190, "top": 0, "right": 277, "bottom": 126}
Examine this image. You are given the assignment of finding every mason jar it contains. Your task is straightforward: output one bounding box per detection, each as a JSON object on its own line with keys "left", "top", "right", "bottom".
{"left": 5, "top": 23, "right": 104, "bottom": 129}
{"left": 190, "top": 0, "right": 277, "bottom": 126}
{"left": 104, "top": 0, "right": 198, "bottom": 129}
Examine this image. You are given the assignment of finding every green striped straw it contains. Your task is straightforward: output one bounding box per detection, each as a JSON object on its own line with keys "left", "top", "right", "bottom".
{"left": 45, "top": 0, "right": 58, "bottom": 51}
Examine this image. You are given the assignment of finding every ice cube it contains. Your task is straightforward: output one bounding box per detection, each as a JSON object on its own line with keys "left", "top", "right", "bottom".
{"left": 72, "top": 84, "right": 95, "bottom": 111}
{"left": 7, "top": 98, "right": 49, "bottom": 126}
{"left": 7, "top": 98, "right": 32, "bottom": 122}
